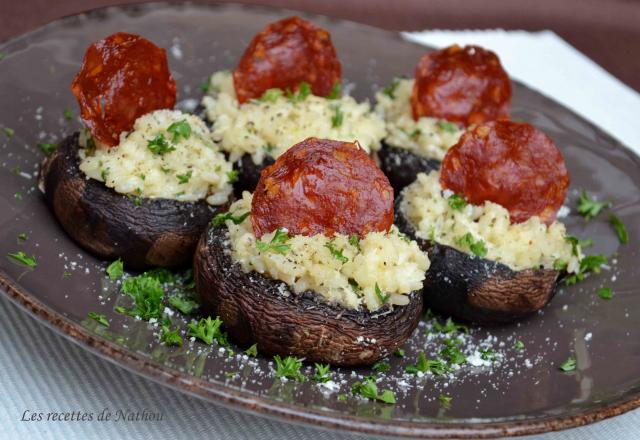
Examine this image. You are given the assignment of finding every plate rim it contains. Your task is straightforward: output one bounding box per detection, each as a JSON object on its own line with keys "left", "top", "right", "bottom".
{"left": 1, "top": 2, "right": 639, "bottom": 438}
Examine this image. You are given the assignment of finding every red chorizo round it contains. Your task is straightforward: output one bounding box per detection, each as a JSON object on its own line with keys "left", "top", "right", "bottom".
{"left": 251, "top": 138, "right": 393, "bottom": 238}
{"left": 233, "top": 16, "right": 342, "bottom": 104}
{"left": 70, "top": 32, "right": 177, "bottom": 147}
{"left": 411, "top": 45, "right": 511, "bottom": 127}
{"left": 440, "top": 120, "right": 569, "bottom": 224}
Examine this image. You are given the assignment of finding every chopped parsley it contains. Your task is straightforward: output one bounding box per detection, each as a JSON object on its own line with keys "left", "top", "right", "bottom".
{"left": 199, "top": 81, "right": 210, "bottom": 93}
{"left": 7, "top": 251, "right": 37, "bottom": 268}
{"left": 245, "top": 343, "right": 258, "bottom": 357}
{"left": 409, "top": 128, "right": 421, "bottom": 139}
{"left": 372, "top": 361, "right": 391, "bottom": 373}
{"left": 564, "top": 254, "right": 608, "bottom": 286}
{"left": 432, "top": 317, "right": 469, "bottom": 334}
{"left": 325, "top": 240, "right": 348, "bottom": 264}
{"left": 286, "top": 82, "right": 311, "bottom": 103}
{"left": 187, "top": 316, "right": 228, "bottom": 346}
{"left": 337, "top": 394, "right": 348, "bottom": 402}
{"left": 564, "top": 235, "right": 592, "bottom": 256}
{"left": 63, "top": 108, "right": 73, "bottom": 121}
{"left": 514, "top": 340, "right": 525, "bottom": 350}
{"left": 3, "top": 127, "right": 15, "bottom": 137}
{"left": 559, "top": 356, "right": 577, "bottom": 372}
{"left": 348, "top": 234, "right": 360, "bottom": 250}
{"left": 176, "top": 170, "right": 193, "bottom": 184}
{"left": 273, "top": 355, "right": 305, "bottom": 381}
{"left": 106, "top": 259, "right": 124, "bottom": 280}
{"left": 609, "top": 214, "right": 628, "bottom": 244}
{"left": 256, "top": 228, "right": 291, "bottom": 254}
{"left": 167, "top": 120, "right": 192, "bottom": 143}
{"left": 374, "top": 283, "right": 390, "bottom": 304}
{"left": 440, "top": 339, "right": 466, "bottom": 365}
{"left": 168, "top": 294, "right": 199, "bottom": 314}
{"left": 120, "top": 273, "right": 164, "bottom": 320}
{"left": 227, "top": 169, "right": 239, "bottom": 184}
{"left": 437, "top": 120, "right": 458, "bottom": 133}
{"left": 160, "top": 318, "right": 183, "bottom": 347}
{"left": 212, "top": 211, "right": 250, "bottom": 228}
{"left": 597, "top": 287, "right": 613, "bottom": 300}
{"left": 17, "top": 233, "right": 28, "bottom": 242}
{"left": 87, "top": 312, "right": 109, "bottom": 327}
{"left": 405, "top": 352, "right": 449, "bottom": 376}
{"left": 331, "top": 105, "right": 343, "bottom": 127}
{"left": 351, "top": 377, "right": 396, "bottom": 404}
{"left": 577, "top": 189, "right": 610, "bottom": 220}
{"left": 147, "top": 133, "right": 175, "bottom": 155}
{"left": 327, "top": 82, "right": 342, "bottom": 99}
{"left": 381, "top": 78, "right": 400, "bottom": 99}
{"left": 14, "top": 192, "right": 22, "bottom": 200}
{"left": 447, "top": 194, "right": 467, "bottom": 210}
{"left": 479, "top": 347, "right": 496, "bottom": 361}
{"left": 553, "top": 259, "right": 568, "bottom": 271}
{"left": 393, "top": 348, "right": 405, "bottom": 358}
{"left": 258, "top": 88, "right": 283, "bottom": 103}
{"left": 456, "top": 232, "right": 487, "bottom": 258}
{"left": 312, "top": 363, "right": 332, "bottom": 383}
{"left": 438, "top": 394, "right": 453, "bottom": 408}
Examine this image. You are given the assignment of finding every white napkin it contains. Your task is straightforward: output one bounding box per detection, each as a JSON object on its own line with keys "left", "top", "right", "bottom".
{"left": 402, "top": 30, "right": 640, "bottom": 153}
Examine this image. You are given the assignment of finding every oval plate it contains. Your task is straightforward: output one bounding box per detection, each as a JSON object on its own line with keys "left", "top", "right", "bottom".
{"left": 0, "top": 3, "right": 639, "bottom": 438}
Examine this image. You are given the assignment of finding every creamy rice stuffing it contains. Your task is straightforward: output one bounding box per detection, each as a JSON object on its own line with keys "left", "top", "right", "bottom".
{"left": 202, "top": 71, "right": 386, "bottom": 164}
{"left": 375, "top": 78, "right": 463, "bottom": 160}
{"left": 79, "top": 110, "right": 233, "bottom": 205}
{"left": 399, "top": 171, "right": 582, "bottom": 272}
{"left": 223, "top": 192, "right": 430, "bottom": 312}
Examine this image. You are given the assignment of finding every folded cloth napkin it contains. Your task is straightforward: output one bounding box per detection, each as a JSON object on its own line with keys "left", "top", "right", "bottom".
{"left": 402, "top": 30, "right": 640, "bottom": 153}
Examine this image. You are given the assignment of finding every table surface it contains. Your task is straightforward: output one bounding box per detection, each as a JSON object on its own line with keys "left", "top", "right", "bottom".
{"left": 2, "top": 0, "right": 640, "bottom": 93}
{"left": 1, "top": 2, "right": 640, "bottom": 439}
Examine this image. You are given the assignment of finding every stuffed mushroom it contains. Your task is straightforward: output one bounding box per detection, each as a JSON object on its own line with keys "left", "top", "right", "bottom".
{"left": 193, "top": 138, "right": 429, "bottom": 366}
{"left": 39, "top": 33, "right": 234, "bottom": 269}
{"left": 396, "top": 120, "right": 582, "bottom": 324}
{"left": 375, "top": 44, "right": 511, "bottom": 192}
{"left": 201, "top": 16, "right": 385, "bottom": 195}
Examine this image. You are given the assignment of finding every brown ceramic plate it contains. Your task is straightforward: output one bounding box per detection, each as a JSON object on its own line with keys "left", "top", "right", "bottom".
{"left": 0, "top": 3, "right": 639, "bottom": 438}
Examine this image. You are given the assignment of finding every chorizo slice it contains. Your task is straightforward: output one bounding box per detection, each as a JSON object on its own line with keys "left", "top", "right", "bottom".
{"left": 70, "top": 32, "right": 177, "bottom": 147}
{"left": 411, "top": 45, "right": 511, "bottom": 127}
{"left": 440, "top": 120, "right": 569, "bottom": 224}
{"left": 251, "top": 138, "right": 393, "bottom": 238}
{"left": 233, "top": 16, "right": 341, "bottom": 104}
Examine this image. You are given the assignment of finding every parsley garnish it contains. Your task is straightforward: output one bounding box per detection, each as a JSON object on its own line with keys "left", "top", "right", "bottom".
{"left": 245, "top": 343, "right": 258, "bottom": 357}
{"left": 437, "top": 120, "right": 458, "bottom": 133}
{"left": 448, "top": 194, "right": 467, "bottom": 210}
{"left": 337, "top": 394, "right": 348, "bottom": 402}
{"left": 409, "top": 128, "right": 421, "bottom": 139}
{"left": 375, "top": 283, "right": 390, "bottom": 304}
{"left": 167, "top": 120, "right": 192, "bottom": 143}
{"left": 312, "top": 363, "right": 332, "bottom": 383}
{"left": 187, "top": 316, "right": 228, "bottom": 346}
{"left": 440, "top": 339, "right": 466, "bottom": 365}
{"left": 432, "top": 317, "right": 469, "bottom": 334}
{"left": 17, "top": 233, "right": 28, "bottom": 242}
{"left": 3, "top": 127, "right": 14, "bottom": 137}
{"left": 147, "top": 133, "right": 175, "bottom": 155}
{"left": 286, "top": 82, "right": 311, "bottom": 103}
{"left": 393, "top": 348, "right": 405, "bottom": 358}
{"left": 106, "top": 259, "right": 124, "bottom": 280}
{"left": 348, "top": 234, "right": 360, "bottom": 250}
{"left": 87, "top": 312, "right": 109, "bottom": 327}
{"left": 256, "top": 228, "right": 291, "bottom": 254}
{"left": 212, "top": 211, "right": 250, "bottom": 228}
{"left": 145, "top": 267, "right": 176, "bottom": 283}
{"left": 199, "top": 81, "right": 210, "bottom": 93}
{"left": 325, "top": 240, "right": 348, "bottom": 264}
{"left": 327, "top": 82, "right": 342, "bottom": 99}
{"left": 597, "top": 287, "right": 613, "bottom": 300}
{"left": 577, "top": 189, "right": 610, "bottom": 220}
{"left": 227, "top": 169, "right": 239, "bottom": 184}
{"left": 7, "top": 251, "right": 37, "bottom": 268}
{"left": 274, "top": 355, "right": 305, "bottom": 381}
{"left": 331, "top": 105, "right": 343, "bottom": 127}
{"left": 351, "top": 377, "right": 396, "bottom": 404}
{"left": 609, "top": 214, "right": 628, "bottom": 244}
{"left": 438, "top": 394, "right": 453, "bottom": 408}
{"left": 559, "top": 356, "right": 577, "bottom": 372}
{"left": 564, "top": 254, "right": 608, "bottom": 286}
{"left": 381, "top": 78, "right": 400, "bottom": 99}
{"left": 479, "top": 347, "right": 496, "bottom": 361}
{"left": 176, "top": 170, "right": 193, "bottom": 184}
{"left": 120, "top": 274, "right": 164, "bottom": 320}
{"left": 63, "top": 108, "right": 73, "bottom": 121}
{"left": 160, "top": 318, "right": 183, "bottom": 347}
{"left": 514, "top": 340, "right": 525, "bottom": 350}
{"left": 14, "top": 192, "right": 22, "bottom": 200}
{"left": 457, "top": 233, "right": 487, "bottom": 258}
{"left": 405, "top": 352, "right": 449, "bottom": 375}
{"left": 168, "top": 294, "right": 199, "bottom": 314}
{"left": 258, "top": 88, "right": 283, "bottom": 103}
{"left": 372, "top": 361, "right": 391, "bottom": 373}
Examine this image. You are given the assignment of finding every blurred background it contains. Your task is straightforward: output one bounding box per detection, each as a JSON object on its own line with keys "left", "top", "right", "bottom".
{"left": 2, "top": 0, "right": 639, "bottom": 92}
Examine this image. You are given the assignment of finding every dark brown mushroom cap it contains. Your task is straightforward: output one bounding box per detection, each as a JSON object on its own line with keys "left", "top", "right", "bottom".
{"left": 377, "top": 142, "right": 442, "bottom": 194}
{"left": 193, "top": 222, "right": 423, "bottom": 366}
{"left": 38, "top": 133, "right": 228, "bottom": 270}
{"left": 231, "top": 153, "right": 275, "bottom": 197}
{"left": 395, "top": 197, "right": 559, "bottom": 324}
